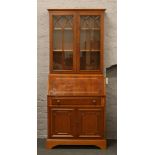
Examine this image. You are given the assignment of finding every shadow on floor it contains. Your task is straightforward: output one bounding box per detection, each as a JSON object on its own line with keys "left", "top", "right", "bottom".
{"left": 37, "top": 139, "right": 117, "bottom": 155}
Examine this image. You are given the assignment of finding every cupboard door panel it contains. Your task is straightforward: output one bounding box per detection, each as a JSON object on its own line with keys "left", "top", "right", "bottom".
{"left": 77, "top": 108, "right": 104, "bottom": 138}
{"left": 50, "top": 108, "right": 75, "bottom": 138}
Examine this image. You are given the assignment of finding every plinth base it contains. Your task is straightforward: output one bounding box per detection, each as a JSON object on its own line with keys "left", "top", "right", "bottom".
{"left": 46, "top": 139, "right": 107, "bottom": 149}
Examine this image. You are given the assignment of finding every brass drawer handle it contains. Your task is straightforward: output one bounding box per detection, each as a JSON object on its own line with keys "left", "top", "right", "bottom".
{"left": 56, "top": 99, "right": 60, "bottom": 103}
{"left": 92, "top": 99, "right": 96, "bottom": 103}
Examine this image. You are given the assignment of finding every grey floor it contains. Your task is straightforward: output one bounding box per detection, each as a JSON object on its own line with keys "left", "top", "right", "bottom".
{"left": 37, "top": 139, "right": 117, "bottom": 155}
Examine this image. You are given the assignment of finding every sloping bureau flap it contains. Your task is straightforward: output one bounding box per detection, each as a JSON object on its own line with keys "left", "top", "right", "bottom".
{"left": 48, "top": 74, "right": 106, "bottom": 96}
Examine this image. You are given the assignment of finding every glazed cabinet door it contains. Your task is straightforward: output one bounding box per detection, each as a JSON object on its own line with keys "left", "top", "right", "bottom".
{"left": 78, "top": 12, "right": 104, "bottom": 73}
{"left": 49, "top": 108, "right": 75, "bottom": 138}
{"left": 49, "top": 12, "right": 76, "bottom": 73}
{"left": 77, "top": 108, "right": 104, "bottom": 138}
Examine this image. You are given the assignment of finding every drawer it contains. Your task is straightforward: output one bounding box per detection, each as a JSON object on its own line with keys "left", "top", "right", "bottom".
{"left": 51, "top": 97, "right": 101, "bottom": 105}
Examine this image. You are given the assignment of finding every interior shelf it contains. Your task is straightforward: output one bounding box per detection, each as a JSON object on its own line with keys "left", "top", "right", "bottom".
{"left": 80, "top": 28, "right": 100, "bottom": 30}
{"left": 80, "top": 50, "right": 100, "bottom": 52}
{"left": 53, "top": 49, "right": 73, "bottom": 52}
{"left": 54, "top": 28, "right": 72, "bottom": 30}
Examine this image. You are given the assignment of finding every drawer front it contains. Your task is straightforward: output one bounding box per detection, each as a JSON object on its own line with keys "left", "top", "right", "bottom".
{"left": 51, "top": 97, "right": 101, "bottom": 106}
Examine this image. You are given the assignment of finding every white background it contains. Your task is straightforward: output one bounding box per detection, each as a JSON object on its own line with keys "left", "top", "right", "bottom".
{"left": 0, "top": 0, "right": 155, "bottom": 155}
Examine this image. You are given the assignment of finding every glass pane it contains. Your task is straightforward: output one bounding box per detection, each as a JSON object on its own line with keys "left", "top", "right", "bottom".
{"left": 53, "top": 52, "right": 63, "bottom": 70}
{"left": 53, "top": 30, "right": 62, "bottom": 50}
{"left": 80, "top": 51, "right": 100, "bottom": 70}
{"left": 53, "top": 16, "right": 73, "bottom": 29}
{"left": 80, "top": 30, "right": 100, "bottom": 50}
{"left": 80, "top": 16, "right": 100, "bottom": 70}
{"left": 64, "top": 51, "right": 73, "bottom": 70}
{"left": 81, "top": 16, "right": 100, "bottom": 29}
{"left": 53, "top": 15, "right": 73, "bottom": 71}
{"left": 53, "top": 51, "right": 73, "bottom": 70}
{"left": 64, "top": 30, "right": 73, "bottom": 50}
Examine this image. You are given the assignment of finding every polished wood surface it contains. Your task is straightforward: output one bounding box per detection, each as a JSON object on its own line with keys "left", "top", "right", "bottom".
{"left": 46, "top": 9, "right": 106, "bottom": 149}
{"left": 77, "top": 108, "right": 104, "bottom": 138}
{"left": 48, "top": 74, "right": 106, "bottom": 96}
{"left": 47, "top": 9, "right": 106, "bottom": 11}
{"left": 51, "top": 97, "right": 101, "bottom": 105}
{"left": 48, "top": 106, "right": 105, "bottom": 139}
{"left": 46, "top": 139, "right": 107, "bottom": 149}
{"left": 50, "top": 108, "right": 75, "bottom": 138}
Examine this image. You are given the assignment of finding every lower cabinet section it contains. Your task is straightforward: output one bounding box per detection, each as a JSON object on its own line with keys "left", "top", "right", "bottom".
{"left": 48, "top": 107, "right": 105, "bottom": 139}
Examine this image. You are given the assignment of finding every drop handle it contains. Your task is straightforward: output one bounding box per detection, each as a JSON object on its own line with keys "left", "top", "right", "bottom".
{"left": 56, "top": 100, "right": 60, "bottom": 103}
{"left": 92, "top": 99, "right": 96, "bottom": 103}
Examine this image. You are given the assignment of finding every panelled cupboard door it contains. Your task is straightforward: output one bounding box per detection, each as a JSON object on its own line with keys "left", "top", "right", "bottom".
{"left": 77, "top": 108, "right": 104, "bottom": 138}
{"left": 50, "top": 108, "right": 75, "bottom": 138}
{"left": 49, "top": 12, "right": 76, "bottom": 73}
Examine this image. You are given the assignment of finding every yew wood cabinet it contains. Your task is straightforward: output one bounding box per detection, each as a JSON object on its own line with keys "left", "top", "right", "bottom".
{"left": 46, "top": 9, "right": 107, "bottom": 149}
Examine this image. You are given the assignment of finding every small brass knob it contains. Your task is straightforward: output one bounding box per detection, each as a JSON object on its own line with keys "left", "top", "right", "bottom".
{"left": 56, "top": 100, "right": 60, "bottom": 103}
{"left": 92, "top": 99, "right": 96, "bottom": 103}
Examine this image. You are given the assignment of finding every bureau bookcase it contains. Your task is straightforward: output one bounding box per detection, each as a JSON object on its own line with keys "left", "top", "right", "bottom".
{"left": 46, "top": 9, "right": 106, "bottom": 149}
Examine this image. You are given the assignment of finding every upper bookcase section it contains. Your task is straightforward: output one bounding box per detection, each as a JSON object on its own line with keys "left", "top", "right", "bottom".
{"left": 48, "top": 9, "right": 106, "bottom": 74}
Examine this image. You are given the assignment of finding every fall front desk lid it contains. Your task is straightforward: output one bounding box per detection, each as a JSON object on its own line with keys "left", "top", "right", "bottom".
{"left": 48, "top": 74, "right": 105, "bottom": 96}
